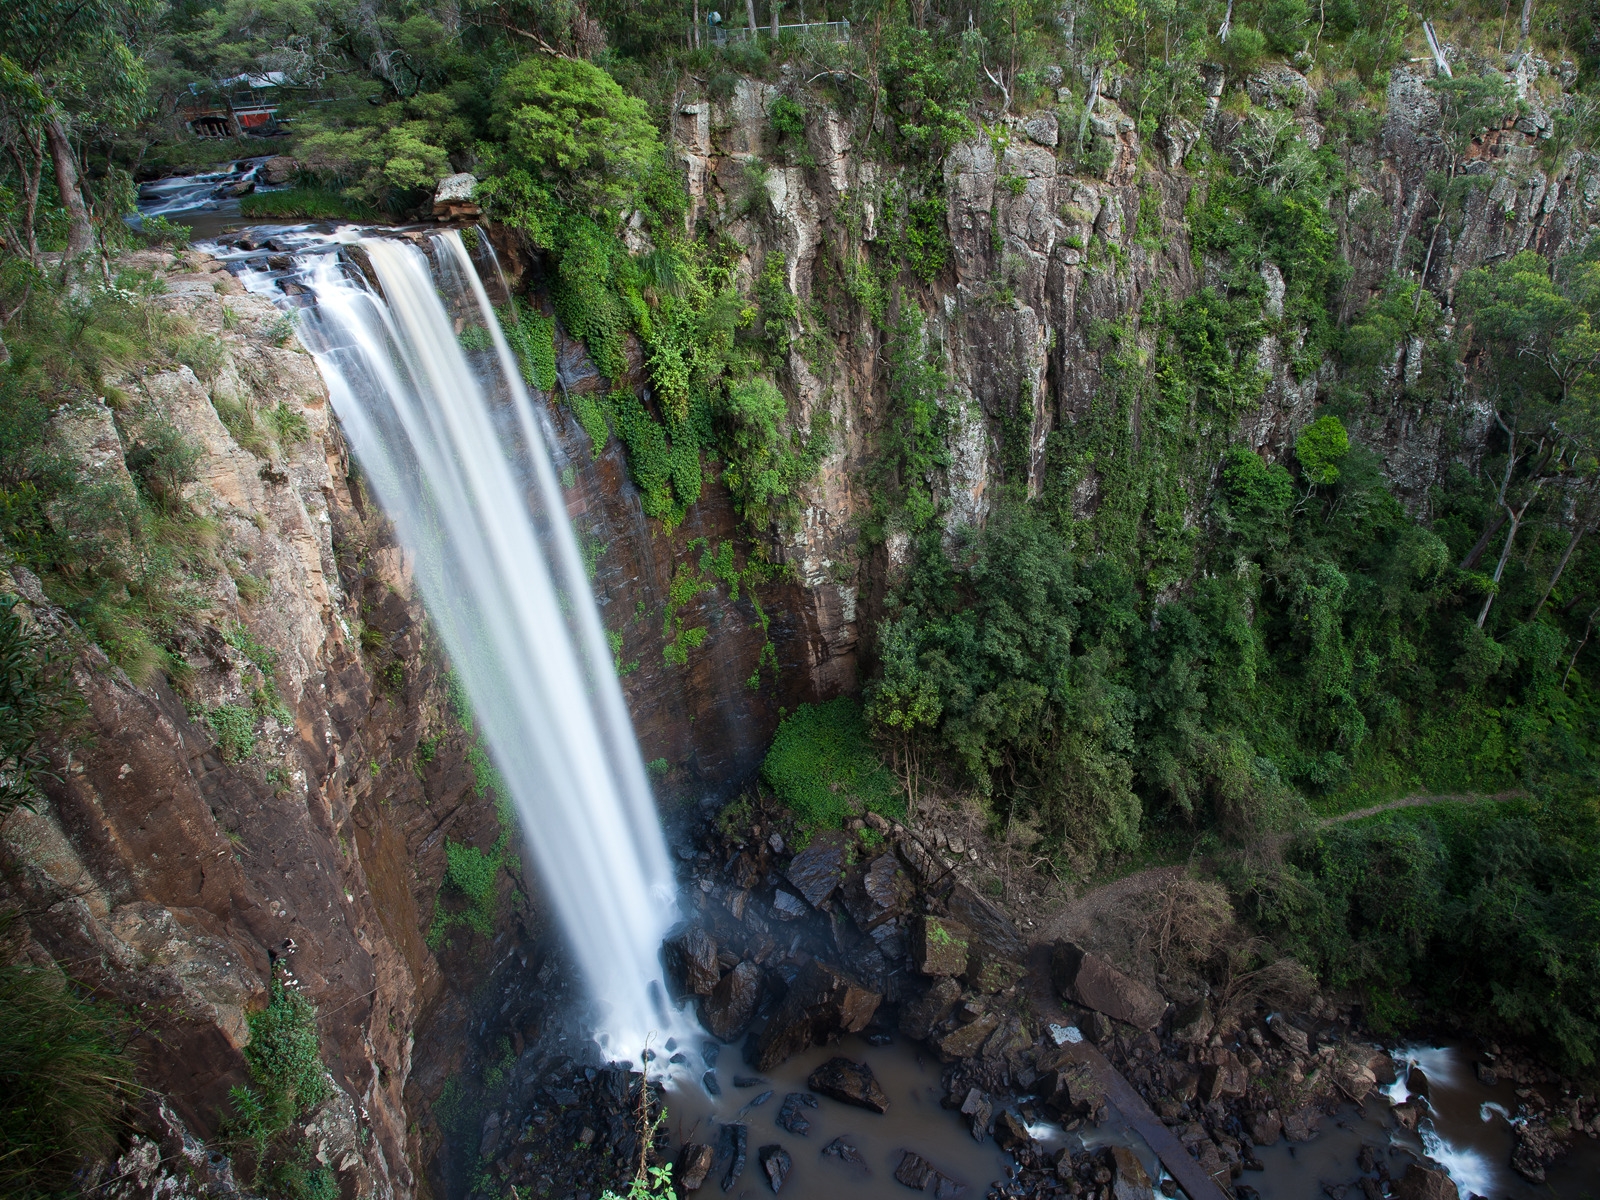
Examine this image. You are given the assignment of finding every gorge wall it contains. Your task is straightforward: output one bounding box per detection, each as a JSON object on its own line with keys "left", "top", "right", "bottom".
{"left": 3, "top": 44, "right": 1596, "bottom": 1200}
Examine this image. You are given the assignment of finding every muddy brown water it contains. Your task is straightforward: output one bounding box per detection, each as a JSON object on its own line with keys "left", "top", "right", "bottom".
{"left": 663, "top": 1036, "right": 1600, "bottom": 1200}
{"left": 661, "top": 1030, "right": 1171, "bottom": 1199}
{"left": 1249, "top": 1044, "right": 1600, "bottom": 1200}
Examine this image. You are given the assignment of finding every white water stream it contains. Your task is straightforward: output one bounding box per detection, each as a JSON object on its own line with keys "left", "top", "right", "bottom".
{"left": 247, "top": 230, "right": 682, "bottom": 1060}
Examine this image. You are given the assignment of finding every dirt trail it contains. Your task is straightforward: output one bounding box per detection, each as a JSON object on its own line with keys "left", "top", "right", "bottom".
{"left": 1318, "top": 790, "right": 1525, "bottom": 827}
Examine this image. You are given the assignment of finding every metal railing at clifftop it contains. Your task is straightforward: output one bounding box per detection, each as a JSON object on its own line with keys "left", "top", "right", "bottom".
{"left": 710, "top": 19, "right": 850, "bottom": 45}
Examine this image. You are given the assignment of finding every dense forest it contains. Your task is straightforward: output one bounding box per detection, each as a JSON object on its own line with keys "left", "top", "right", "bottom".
{"left": 6, "top": 0, "right": 1600, "bottom": 1189}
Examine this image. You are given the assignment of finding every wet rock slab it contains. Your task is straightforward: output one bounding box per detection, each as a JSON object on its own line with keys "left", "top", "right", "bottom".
{"left": 785, "top": 830, "right": 848, "bottom": 907}
{"left": 747, "top": 958, "right": 881, "bottom": 1071}
{"left": 700, "top": 960, "right": 762, "bottom": 1041}
{"left": 1049, "top": 939, "right": 1167, "bottom": 1030}
{"left": 678, "top": 1142, "right": 714, "bottom": 1191}
{"left": 894, "top": 1150, "right": 965, "bottom": 1198}
{"left": 821, "top": 1135, "right": 869, "bottom": 1172}
{"left": 759, "top": 1143, "right": 792, "bottom": 1192}
{"left": 775, "top": 1092, "right": 818, "bottom": 1136}
{"left": 807, "top": 1056, "right": 891, "bottom": 1113}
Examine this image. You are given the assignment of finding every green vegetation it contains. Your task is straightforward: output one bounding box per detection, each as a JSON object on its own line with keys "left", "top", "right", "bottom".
{"left": 0, "top": 593, "right": 77, "bottom": 818}
{"left": 0, "top": 268, "right": 223, "bottom": 684}
{"left": 429, "top": 837, "right": 507, "bottom": 942}
{"left": 227, "top": 972, "right": 336, "bottom": 1199}
{"left": 762, "top": 697, "right": 906, "bottom": 828}
{"left": 0, "top": 921, "right": 132, "bottom": 1200}
{"left": 1231, "top": 800, "right": 1600, "bottom": 1070}
{"left": 426, "top": 674, "right": 518, "bottom": 947}
{"left": 238, "top": 187, "right": 375, "bottom": 222}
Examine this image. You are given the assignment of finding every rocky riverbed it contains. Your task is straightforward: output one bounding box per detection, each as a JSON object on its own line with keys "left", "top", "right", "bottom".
{"left": 460, "top": 792, "right": 1600, "bottom": 1200}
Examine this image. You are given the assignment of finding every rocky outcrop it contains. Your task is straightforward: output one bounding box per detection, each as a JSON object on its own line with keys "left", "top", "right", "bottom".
{"left": 1050, "top": 940, "right": 1168, "bottom": 1030}
{"left": 657, "top": 51, "right": 1600, "bottom": 670}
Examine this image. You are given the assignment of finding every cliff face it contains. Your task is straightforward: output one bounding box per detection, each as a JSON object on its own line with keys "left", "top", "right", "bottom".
{"left": 673, "top": 55, "right": 1596, "bottom": 616}
{"left": 2, "top": 251, "right": 535, "bottom": 1200}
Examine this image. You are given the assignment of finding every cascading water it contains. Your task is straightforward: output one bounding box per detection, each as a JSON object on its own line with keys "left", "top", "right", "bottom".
{"left": 250, "top": 229, "right": 682, "bottom": 1060}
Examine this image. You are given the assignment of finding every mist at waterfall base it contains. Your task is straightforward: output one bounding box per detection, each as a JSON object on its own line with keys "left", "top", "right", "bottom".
{"left": 262, "top": 229, "right": 684, "bottom": 1063}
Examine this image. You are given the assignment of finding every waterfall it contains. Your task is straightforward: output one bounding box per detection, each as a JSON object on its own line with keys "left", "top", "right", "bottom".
{"left": 262, "top": 230, "right": 680, "bottom": 1060}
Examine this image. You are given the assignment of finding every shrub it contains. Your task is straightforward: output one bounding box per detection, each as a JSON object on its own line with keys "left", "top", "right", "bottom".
{"left": 1261, "top": 0, "right": 1311, "bottom": 56}
{"left": 491, "top": 57, "right": 662, "bottom": 217}
{"left": 762, "top": 698, "right": 905, "bottom": 828}
{"left": 1219, "top": 26, "right": 1267, "bottom": 77}
{"left": 228, "top": 973, "right": 331, "bottom": 1191}
{"left": 0, "top": 937, "right": 131, "bottom": 1199}
{"left": 501, "top": 303, "right": 559, "bottom": 393}
{"left": 243, "top": 975, "right": 327, "bottom": 1121}
{"left": 1294, "top": 415, "right": 1349, "bottom": 486}
{"left": 0, "top": 594, "right": 77, "bottom": 818}
{"left": 124, "top": 422, "right": 201, "bottom": 516}
{"left": 208, "top": 703, "right": 257, "bottom": 762}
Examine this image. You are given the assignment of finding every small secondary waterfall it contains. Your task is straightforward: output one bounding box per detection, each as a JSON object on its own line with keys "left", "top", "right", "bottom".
{"left": 271, "top": 230, "right": 679, "bottom": 1058}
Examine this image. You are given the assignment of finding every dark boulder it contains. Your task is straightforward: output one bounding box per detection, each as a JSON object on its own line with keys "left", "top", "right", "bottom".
{"left": 666, "top": 925, "right": 722, "bottom": 998}
{"left": 1282, "top": 1105, "right": 1321, "bottom": 1142}
{"left": 899, "top": 977, "right": 961, "bottom": 1040}
{"left": 821, "top": 1136, "right": 868, "bottom": 1171}
{"left": 759, "top": 1145, "right": 792, "bottom": 1193}
{"left": 720, "top": 1124, "right": 748, "bottom": 1192}
{"left": 679, "top": 1143, "right": 715, "bottom": 1191}
{"left": 700, "top": 962, "right": 762, "bottom": 1042}
{"left": 1245, "top": 1109, "right": 1281, "bottom": 1147}
{"left": 912, "top": 915, "right": 971, "bottom": 977}
{"left": 1198, "top": 1052, "right": 1249, "bottom": 1102}
{"left": 936, "top": 1011, "right": 999, "bottom": 1060}
{"left": 959, "top": 1088, "right": 992, "bottom": 1141}
{"left": 840, "top": 852, "right": 915, "bottom": 931}
{"left": 1393, "top": 1164, "right": 1460, "bottom": 1200}
{"left": 808, "top": 1057, "right": 890, "bottom": 1113}
{"left": 894, "top": 1151, "right": 965, "bottom": 1197}
{"left": 993, "top": 1110, "right": 1032, "bottom": 1151}
{"left": 1266, "top": 1014, "right": 1311, "bottom": 1057}
{"left": 786, "top": 831, "right": 848, "bottom": 907}
{"left": 1108, "top": 1145, "right": 1154, "bottom": 1200}
{"left": 1171, "top": 998, "right": 1213, "bottom": 1044}
{"left": 1405, "top": 1064, "right": 1431, "bottom": 1100}
{"left": 1036, "top": 1055, "right": 1108, "bottom": 1123}
{"left": 258, "top": 154, "right": 299, "bottom": 185}
{"left": 1049, "top": 941, "right": 1167, "bottom": 1030}
{"left": 776, "top": 1092, "right": 817, "bottom": 1136}
{"left": 746, "top": 959, "right": 880, "bottom": 1071}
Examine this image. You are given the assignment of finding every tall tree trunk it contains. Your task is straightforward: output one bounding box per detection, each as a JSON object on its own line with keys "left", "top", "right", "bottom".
{"left": 1532, "top": 485, "right": 1600, "bottom": 618}
{"left": 771, "top": 0, "right": 779, "bottom": 39}
{"left": 43, "top": 114, "right": 92, "bottom": 261}
{"left": 1462, "top": 514, "right": 1509, "bottom": 570}
{"left": 1478, "top": 482, "right": 1546, "bottom": 628}
{"left": 745, "top": 0, "right": 758, "bottom": 35}
{"left": 1562, "top": 603, "right": 1599, "bottom": 688}
{"left": 1520, "top": 0, "right": 1535, "bottom": 43}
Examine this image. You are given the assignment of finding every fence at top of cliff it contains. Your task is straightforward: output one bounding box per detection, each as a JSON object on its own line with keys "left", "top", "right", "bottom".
{"left": 705, "top": 15, "right": 850, "bottom": 45}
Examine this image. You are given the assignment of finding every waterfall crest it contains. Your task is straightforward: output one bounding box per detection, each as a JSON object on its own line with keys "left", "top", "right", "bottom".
{"left": 273, "top": 230, "right": 679, "bottom": 1059}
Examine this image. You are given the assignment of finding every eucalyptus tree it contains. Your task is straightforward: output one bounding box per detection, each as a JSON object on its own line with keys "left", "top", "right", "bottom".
{"left": 0, "top": 0, "right": 154, "bottom": 265}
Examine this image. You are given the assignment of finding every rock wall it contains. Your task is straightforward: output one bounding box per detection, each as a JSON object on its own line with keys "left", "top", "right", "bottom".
{"left": 668, "top": 55, "right": 1600, "bottom": 641}
{"left": 1, "top": 251, "right": 537, "bottom": 1200}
